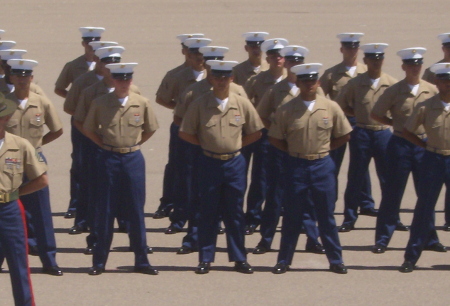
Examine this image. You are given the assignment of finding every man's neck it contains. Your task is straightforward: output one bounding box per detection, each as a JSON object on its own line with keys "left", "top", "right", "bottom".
{"left": 269, "top": 66, "right": 284, "bottom": 79}
{"left": 14, "top": 89, "right": 29, "bottom": 100}
{"left": 213, "top": 89, "right": 229, "bottom": 100}
{"left": 343, "top": 57, "right": 357, "bottom": 67}
{"left": 287, "top": 72, "right": 296, "bottom": 83}
{"left": 300, "top": 92, "right": 316, "bottom": 101}
{"left": 440, "top": 92, "right": 450, "bottom": 103}
{"left": 405, "top": 75, "right": 420, "bottom": 86}
{"left": 114, "top": 90, "right": 129, "bottom": 99}
{"left": 367, "top": 70, "right": 382, "bottom": 79}
{"left": 84, "top": 53, "right": 94, "bottom": 62}
{"left": 103, "top": 77, "right": 114, "bottom": 87}
{"left": 249, "top": 56, "right": 262, "bottom": 67}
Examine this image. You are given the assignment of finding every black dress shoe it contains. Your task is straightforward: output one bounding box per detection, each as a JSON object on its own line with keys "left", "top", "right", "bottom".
{"left": 69, "top": 224, "right": 88, "bottom": 235}
{"left": 330, "top": 263, "right": 348, "bottom": 274}
{"left": 134, "top": 266, "right": 158, "bottom": 275}
{"left": 84, "top": 247, "right": 93, "bottom": 255}
{"left": 272, "top": 262, "right": 290, "bottom": 274}
{"left": 165, "top": 225, "right": 181, "bottom": 234}
{"left": 234, "top": 261, "right": 253, "bottom": 274}
{"left": 195, "top": 262, "right": 211, "bottom": 274}
{"left": 399, "top": 261, "right": 414, "bottom": 273}
{"left": 88, "top": 266, "right": 105, "bottom": 275}
{"left": 371, "top": 244, "right": 386, "bottom": 254}
{"left": 395, "top": 222, "right": 409, "bottom": 231}
{"left": 28, "top": 245, "right": 39, "bottom": 256}
{"left": 443, "top": 223, "right": 450, "bottom": 231}
{"left": 360, "top": 208, "right": 378, "bottom": 217}
{"left": 338, "top": 223, "right": 354, "bottom": 233}
{"left": 177, "top": 246, "right": 196, "bottom": 255}
{"left": 218, "top": 226, "right": 225, "bottom": 234}
{"left": 245, "top": 225, "right": 257, "bottom": 235}
{"left": 305, "top": 244, "right": 325, "bottom": 254}
{"left": 253, "top": 244, "right": 270, "bottom": 255}
{"left": 152, "top": 209, "right": 169, "bottom": 219}
{"left": 64, "top": 210, "right": 76, "bottom": 219}
{"left": 424, "top": 242, "right": 447, "bottom": 252}
{"left": 43, "top": 266, "right": 63, "bottom": 276}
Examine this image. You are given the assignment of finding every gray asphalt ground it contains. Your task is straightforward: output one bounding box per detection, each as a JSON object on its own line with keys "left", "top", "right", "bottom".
{"left": 1, "top": 0, "right": 450, "bottom": 305}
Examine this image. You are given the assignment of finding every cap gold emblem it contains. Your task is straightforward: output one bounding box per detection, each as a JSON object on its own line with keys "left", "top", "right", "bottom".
{"left": 412, "top": 49, "right": 416, "bottom": 53}
{"left": 9, "top": 51, "right": 14, "bottom": 55}
{"left": 19, "top": 60, "right": 24, "bottom": 65}
{"left": 211, "top": 47, "right": 216, "bottom": 51}
{"left": 89, "top": 29, "right": 94, "bottom": 32}
{"left": 447, "top": 64, "right": 450, "bottom": 68}
{"left": 120, "top": 64, "right": 125, "bottom": 68}
{"left": 350, "top": 34, "right": 354, "bottom": 38}
{"left": 306, "top": 65, "right": 311, "bottom": 69}
{"left": 220, "top": 62, "right": 225, "bottom": 66}
{"left": 188, "top": 35, "right": 193, "bottom": 38}
{"left": 196, "top": 39, "right": 201, "bottom": 43}
{"left": 254, "top": 33, "right": 258, "bottom": 37}
{"left": 374, "top": 44, "right": 379, "bottom": 49}
{"left": 293, "top": 47, "right": 298, "bottom": 51}
{"left": 108, "top": 47, "right": 113, "bottom": 51}
{"left": 274, "top": 40, "right": 278, "bottom": 44}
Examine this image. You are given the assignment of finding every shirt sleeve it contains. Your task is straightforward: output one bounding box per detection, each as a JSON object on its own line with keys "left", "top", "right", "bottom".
{"left": 331, "top": 101, "right": 353, "bottom": 138}
{"left": 43, "top": 97, "right": 63, "bottom": 132}
{"left": 242, "top": 97, "right": 264, "bottom": 135}
{"left": 83, "top": 99, "right": 100, "bottom": 133}
{"left": 143, "top": 99, "right": 159, "bottom": 133}
{"left": 23, "top": 139, "right": 47, "bottom": 180}
{"left": 180, "top": 99, "right": 200, "bottom": 135}
{"left": 268, "top": 107, "right": 286, "bottom": 140}
{"left": 55, "top": 62, "right": 71, "bottom": 91}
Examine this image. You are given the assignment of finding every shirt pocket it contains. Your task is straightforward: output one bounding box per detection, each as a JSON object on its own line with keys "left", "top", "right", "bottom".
{"left": 3, "top": 165, "right": 24, "bottom": 190}
{"left": 29, "top": 118, "right": 45, "bottom": 138}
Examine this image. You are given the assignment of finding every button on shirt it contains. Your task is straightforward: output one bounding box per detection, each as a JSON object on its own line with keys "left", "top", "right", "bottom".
{"left": 372, "top": 79, "right": 438, "bottom": 134}
{"left": 5, "top": 91, "right": 63, "bottom": 148}
{"left": 0, "top": 132, "right": 47, "bottom": 192}
{"left": 269, "top": 95, "right": 352, "bottom": 155}
{"left": 180, "top": 92, "right": 264, "bottom": 153}
{"left": 337, "top": 71, "right": 397, "bottom": 125}
{"left": 405, "top": 95, "right": 450, "bottom": 150}
{"left": 83, "top": 91, "right": 159, "bottom": 148}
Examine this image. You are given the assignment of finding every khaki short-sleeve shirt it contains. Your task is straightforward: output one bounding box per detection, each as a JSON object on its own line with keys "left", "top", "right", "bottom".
{"left": 83, "top": 91, "right": 159, "bottom": 147}
{"left": 180, "top": 91, "right": 264, "bottom": 153}
{"left": 244, "top": 69, "right": 287, "bottom": 107}
{"left": 320, "top": 62, "right": 367, "bottom": 101}
{"left": 232, "top": 59, "right": 269, "bottom": 86}
{"left": 55, "top": 55, "right": 90, "bottom": 91}
{"left": 5, "top": 92, "right": 63, "bottom": 148}
{"left": 269, "top": 95, "right": 352, "bottom": 154}
{"left": 74, "top": 79, "right": 140, "bottom": 123}
{"left": 337, "top": 72, "right": 398, "bottom": 125}
{"left": 0, "top": 132, "right": 47, "bottom": 193}
{"left": 372, "top": 79, "right": 438, "bottom": 134}
{"left": 64, "top": 71, "right": 102, "bottom": 114}
{"left": 405, "top": 95, "right": 450, "bottom": 150}
{"left": 175, "top": 79, "right": 246, "bottom": 119}
{"left": 155, "top": 63, "right": 187, "bottom": 106}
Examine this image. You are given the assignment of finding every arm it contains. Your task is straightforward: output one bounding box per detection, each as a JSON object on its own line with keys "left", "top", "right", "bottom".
{"left": 84, "top": 129, "right": 103, "bottom": 148}
{"left": 173, "top": 115, "right": 183, "bottom": 126}
{"left": 242, "top": 130, "right": 262, "bottom": 147}
{"left": 138, "top": 131, "right": 156, "bottom": 145}
{"left": 342, "top": 106, "right": 354, "bottom": 117}
{"left": 268, "top": 136, "right": 288, "bottom": 152}
{"left": 42, "top": 129, "right": 63, "bottom": 145}
{"left": 19, "top": 173, "right": 48, "bottom": 196}
{"left": 73, "top": 119, "right": 84, "bottom": 133}
{"left": 54, "top": 88, "right": 68, "bottom": 98}
{"left": 261, "top": 118, "right": 271, "bottom": 130}
{"left": 156, "top": 96, "right": 176, "bottom": 109}
{"left": 330, "top": 133, "right": 350, "bottom": 150}
{"left": 371, "top": 113, "right": 392, "bottom": 126}
{"left": 179, "top": 131, "right": 200, "bottom": 145}
{"left": 402, "top": 128, "right": 426, "bottom": 148}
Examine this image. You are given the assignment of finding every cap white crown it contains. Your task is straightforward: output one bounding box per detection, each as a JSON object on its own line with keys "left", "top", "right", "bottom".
{"left": 280, "top": 45, "right": 309, "bottom": 58}
{"left": 430, "top": 62, "right": 450, "bottom": 74}
{"left": 199, "top": 46, "right": 229, "bottom": 58}
{"left": 106, "top": 62, "right": 138, "bottom": 74}
{"left": 184, "top": 38, "right": 212, "bottom": 49}
{"left": 361, "top": 43, "right": 389, "bottom": 54}
{"left": 336, "top": 33, "right": 364, "bottom": 42}
{"left": 0, "top": 49, "right": 27, "bottom": 60}
{"left": 397, "top": 47, "right": 426, "bottom": 60}
{"left": 7, "top": 59, "right": 38, "bottom": 71}
{"left": 79, "top": 27, "right": 105, "bottom": 38}
{"left": 206, "top": 60, "right": 238, "bottom": 71}
{"left": 89, "top": 41, "right": 119, "bottom": 51}
{"left": 261, "top": 38, "right": 289, "bottom": 53}
{"left": 291, "top": 63, "right": 323, "bottom": 76}
{"left": 0, "top": 41, "right": 16, "bottom": 51}
{"left": 176, "top": 33, "right": 205, "bottom": 43}
{"left": 95, "top": 46, "right": 125, "bottom": 59}
{"left": 242, "top": 32, "right": 269, "bottom": 42}
{"left": 438, "top": 33, "right": 450, "bottom": 44}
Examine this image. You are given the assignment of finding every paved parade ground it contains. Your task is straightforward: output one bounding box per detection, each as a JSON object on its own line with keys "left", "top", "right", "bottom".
{"left": 1, "top": 0, "right": 450, "bottom": 304}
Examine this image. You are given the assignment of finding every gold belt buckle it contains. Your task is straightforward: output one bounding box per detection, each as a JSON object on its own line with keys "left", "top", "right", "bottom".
{"left": 307, "top": 155, "right": 315, "bottom": 160}
{"left": 220, "top": 154, "right": 229, "bottom": 160}
{"left": 119, "top": 148, "right": 129, "bottom": 154}
{"left": 0, "top": 193, "right": 4, "bottom": 203}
